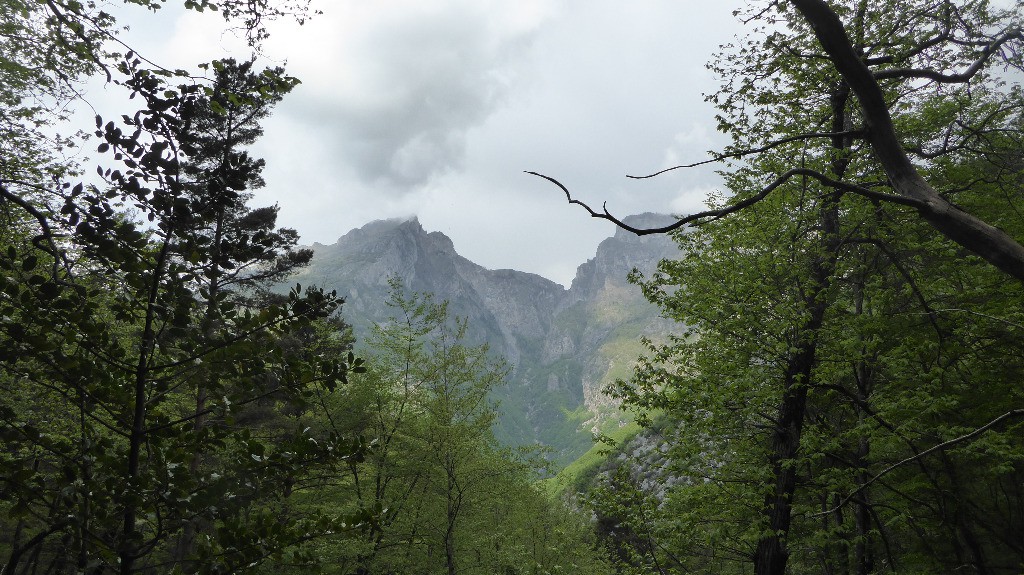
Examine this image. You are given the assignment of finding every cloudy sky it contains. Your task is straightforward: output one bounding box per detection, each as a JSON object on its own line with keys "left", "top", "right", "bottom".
{"left": 88, "top": 0, "right": 745, "bottom": 286}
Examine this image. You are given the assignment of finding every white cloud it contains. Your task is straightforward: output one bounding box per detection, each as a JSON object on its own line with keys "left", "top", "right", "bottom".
{"left": 83, "top": 0, "right": 746, "bottom": 284}
{"left": 261, "top": 0, "right": 556, "bottom": 188}
{"left": 660, "top": 125, "right": 716, "bottom": 173}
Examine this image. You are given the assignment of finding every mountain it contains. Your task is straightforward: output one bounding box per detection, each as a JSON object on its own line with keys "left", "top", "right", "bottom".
{"left": 288, "top": 214, "right": 680, "bottom": 464}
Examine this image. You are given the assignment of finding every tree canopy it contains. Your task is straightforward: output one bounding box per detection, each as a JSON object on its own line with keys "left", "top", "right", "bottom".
{"left": 565, "top": 2, "right": 1024, "bottom": 574}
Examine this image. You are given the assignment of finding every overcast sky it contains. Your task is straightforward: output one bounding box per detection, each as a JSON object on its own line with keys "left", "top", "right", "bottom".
{"left": 86, "top": 0, "right": 745, "bottom": 286}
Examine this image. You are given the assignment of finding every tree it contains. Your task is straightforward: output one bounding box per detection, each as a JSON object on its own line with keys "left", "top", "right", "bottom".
{"left": 299, "top": 280, "right": 614, "bottom": 575}
{"left": 341, "top": 281, "right": 510, "bottom": 574}
{"left": 0, "top": 54, "right": 363, "bottom": 574}
{"left": 165, "top": 56, "right": 330, "bottom": 565}
{"left": 540, "top": 2, "right": 1024, "bottom": 574}
{"left": 614, "top": 150, "right": 1024, "bottom": 574}
{"left": 1, "top": 1, "right": 371, "bottom": 573}
{"left": 176, "top": 57, "right": 312, "bottom": 300}
{"left": 787, "top": 0, "right": 1024, "bottom": 279}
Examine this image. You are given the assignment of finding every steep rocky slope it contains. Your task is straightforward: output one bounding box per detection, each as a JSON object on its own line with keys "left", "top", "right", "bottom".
{"left": 288, "top": 214, "right": 679, "bottom": 463}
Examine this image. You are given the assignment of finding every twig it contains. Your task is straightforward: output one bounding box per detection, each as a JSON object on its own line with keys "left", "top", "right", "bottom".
{"left": 627, "top": 130, "right": 863, "bottom": 179}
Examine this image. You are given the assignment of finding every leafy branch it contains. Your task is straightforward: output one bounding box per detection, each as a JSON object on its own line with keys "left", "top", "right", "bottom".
{"left": 816, "top": 409, "right": 1024, "bottom": 517}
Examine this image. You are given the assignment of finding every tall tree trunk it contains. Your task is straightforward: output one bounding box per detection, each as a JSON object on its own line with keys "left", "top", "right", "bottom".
{"left": 120, "top": 237, "right": 172, "bottom": 575}
{"left": 754, "top": 187, "right": 838, "bottom": 575}
{"left": 172, "top": 206, "right": 224, "bottom": 566}
{"left": 753, "top": 309, "right": 824, "bottom": 575}
{"left": 444, "top": 466, "right": 459, "bottom": 575}
{"left": 853, "top": 360, "right": 874, "bottom": 575}
{"left": 754, "top": 82, "right": 850, "bottom": 575}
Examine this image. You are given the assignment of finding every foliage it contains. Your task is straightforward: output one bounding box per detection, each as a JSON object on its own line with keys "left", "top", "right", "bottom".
{"left": 0, "top": 36, "right": 366, "bottom": 574}
{"left": 0, "top": 3, "right": 618, "bottom": 571}
{"left": 274, "top": 279, "right": 614, "bottom": 575}
{"left": 590, "top": 1, "right": 1024, "bottom": 574}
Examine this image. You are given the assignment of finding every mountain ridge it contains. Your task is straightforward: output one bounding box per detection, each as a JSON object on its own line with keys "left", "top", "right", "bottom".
{"left": 290, "top": 214, "right": 680, "bottom": 464}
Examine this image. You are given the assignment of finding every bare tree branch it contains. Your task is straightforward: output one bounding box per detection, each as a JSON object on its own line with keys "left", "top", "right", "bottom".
{"left": 873, "top": 27, "right": 1023, "bottom": 83}
{"left": 526, "top": 167, "right": 922, "bottom": 236}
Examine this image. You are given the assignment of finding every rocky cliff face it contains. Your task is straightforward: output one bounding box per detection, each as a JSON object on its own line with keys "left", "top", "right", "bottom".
{"left": 548, "top": 214, "right": 681, "bottom": 434}
{"left": 565, "top": 213, "right": 679, "bottom": 305}
{"left": 289, "top": 214, "right": 679, "bottom": 464}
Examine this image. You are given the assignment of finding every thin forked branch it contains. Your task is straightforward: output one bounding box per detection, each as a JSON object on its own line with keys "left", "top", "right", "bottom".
{"left": 526, "top": 168, "right": 923, "bottom": 236}
{"left": 0, "top": 180, "right": 63, "bottom": 258}
{"left": 627, "top": 130, "right": 863, "bottom": 179}
{"left": 873, "top": 27, "right": 1023, "bottom": 83}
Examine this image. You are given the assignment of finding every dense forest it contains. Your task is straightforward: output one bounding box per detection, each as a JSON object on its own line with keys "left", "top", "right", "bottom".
{"left": 2, "top": 1, "right": 1023, "bottom": 574}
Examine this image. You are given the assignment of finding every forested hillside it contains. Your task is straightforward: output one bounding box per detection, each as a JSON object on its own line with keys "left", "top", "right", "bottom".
{"left": 3, "top": 0, "right": 1024, "bottom": 574}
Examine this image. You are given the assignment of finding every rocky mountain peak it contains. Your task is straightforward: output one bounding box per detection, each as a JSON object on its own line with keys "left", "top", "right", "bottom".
{"left": 333, "top": 215, "right": 419, "bottom": 242}
{"left": 566, "top": 213, "right": 678, "bottom": 305}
